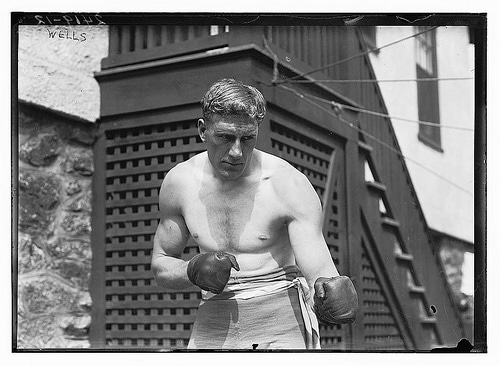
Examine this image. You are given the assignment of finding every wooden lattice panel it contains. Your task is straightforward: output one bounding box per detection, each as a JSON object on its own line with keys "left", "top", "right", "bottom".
{"left": 269, "top": 120, "right": 332, "bottom": 197}
{"left": 322, "top": 166, "right": 345, "bottom": 270}
{"left": 361, "top": 241, "right": 407, "bottom": 350}
{"left": 102, "top": 116, "right": 350, "bottom": 349}
{"left": 104, "top": 119, "right": 205, "bottom": 349}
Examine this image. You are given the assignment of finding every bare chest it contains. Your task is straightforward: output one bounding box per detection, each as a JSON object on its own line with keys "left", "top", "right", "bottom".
{"left": 183, "top": 180, "right": 288, "bottom": 252}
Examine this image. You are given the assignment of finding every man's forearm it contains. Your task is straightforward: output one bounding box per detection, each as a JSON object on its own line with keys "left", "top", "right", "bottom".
{"left": 151, "top": 254, "right": 192, "bottom": 289}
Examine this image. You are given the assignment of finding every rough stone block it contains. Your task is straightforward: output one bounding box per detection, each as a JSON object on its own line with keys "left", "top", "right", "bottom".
{"left": 58, "top": 314, "right": 91, "bottom": 339}
{"left": 53, "top": 260, "right": 91, "bottom": 289}
{"left": 63, "top": 149, "right": 94, "bottom": 176}
{"left": 18, "top": 172, "right": 60, "bottom": 232}
{"left": 17, "top": 314, "right": 62, "bottom": 349}
{"left": 61, "top": 213, "right": 91, "bottom": 236}
{"left": 18, "top": 234, "right": 49, "bottom": 274}
{"left": 19, "top": 132, "right": 62, "bottom": 167}
{"left": 68, "top": 193, "right": 92, "bottom": 212}
{"left": 69, "top": 126, "right": 96, "bottom": 146}
{"left": 65, "top": 180, "right": 82, "bottom": 196}
{"left": 19, "top": 172, "right": 60, "bottom": 210}
{"left": 77, "top": 291, "right": 92, "bottom": 311}
{"left": 46, "top": 238, "right": 91, "bottom": 261}
{"left": 18, "top": 199, "right": 52, "bottom": 233}
{"left": 20, "top": 277, "right": 81, "bottom": 315}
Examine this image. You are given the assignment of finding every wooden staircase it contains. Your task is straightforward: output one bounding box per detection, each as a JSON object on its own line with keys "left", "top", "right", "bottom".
{"left": 355, "top": 138, "right": 461, "bottom": 350}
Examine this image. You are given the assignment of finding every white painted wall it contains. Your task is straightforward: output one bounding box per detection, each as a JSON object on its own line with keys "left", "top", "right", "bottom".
{"left": 17, "top": 25, "right": 109, "bottom": 122}
{"left": 368, "top": 26, "right": 474, "bottom": 244}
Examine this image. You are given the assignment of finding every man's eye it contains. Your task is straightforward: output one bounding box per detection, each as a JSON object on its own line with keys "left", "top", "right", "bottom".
{"left": 242, "top": 136, "right": 255, "bottom": 141}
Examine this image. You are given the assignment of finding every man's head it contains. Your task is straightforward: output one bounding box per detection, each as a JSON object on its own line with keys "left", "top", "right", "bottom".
{"left": 198, "top": 79, "right": 266, "bottom": 180}
{"left": 200, "top": 78, "right": 266, "bottom": 125}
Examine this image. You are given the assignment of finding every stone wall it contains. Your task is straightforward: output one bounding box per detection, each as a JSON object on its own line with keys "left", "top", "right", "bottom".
{"left": 17, "top": 102, "right": 96, "bottom": 348}
{"left": 16, "top": 24, "right": 108, "bottom": 349}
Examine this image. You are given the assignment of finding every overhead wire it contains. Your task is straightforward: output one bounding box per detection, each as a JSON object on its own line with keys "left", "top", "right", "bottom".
{"left": 274, "top": 26, "right": 440, "bottom": 85}
{"left": 262, "top": 29, "right": 473, "bottom": 132}
{"left": 284, "top": 77, "right": 474, "bottom": 84}
{"left": 276, "top": 83, "right": 473, "bottom": 196}
{"left": 262, "top": 28, "right": 473, "bottom": 195}
{"left": 298, "top": 91, "right": 474, "bottom": 132}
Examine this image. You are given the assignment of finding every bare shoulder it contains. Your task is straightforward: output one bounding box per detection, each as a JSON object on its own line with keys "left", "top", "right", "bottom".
{"left": 260, "top": 151, "right": 311, "bottom": 189}
{"left": 159, "top": 152, "right": 206, "bottom": 209}
{"left": 260, "top": 151, "right": 322, "bottom": 215}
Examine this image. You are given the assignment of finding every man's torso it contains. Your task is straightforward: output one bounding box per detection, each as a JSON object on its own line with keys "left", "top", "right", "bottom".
{"left": 176, "top": 150, "right": 296, "bottom": 276}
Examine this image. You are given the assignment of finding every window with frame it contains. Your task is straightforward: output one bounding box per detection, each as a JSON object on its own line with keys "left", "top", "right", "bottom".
{"left": 415, "top": 26, "right": 442, "bottom": 152}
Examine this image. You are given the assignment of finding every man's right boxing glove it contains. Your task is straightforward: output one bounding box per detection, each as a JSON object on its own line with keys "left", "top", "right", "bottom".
{"left": 187, "top": 251, "right": 240, "bottom": 294}
{"left": 313, "top": 276, "right": 358, "bottom": 325}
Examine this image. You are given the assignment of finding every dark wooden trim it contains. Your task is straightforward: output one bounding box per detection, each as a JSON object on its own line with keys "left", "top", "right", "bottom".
{"left": 101, "top": 32, "right": 229, "bottom": 69}
{"left": 395, "top": 252, "right": 414, "bottom": 262}
{"left": 358, "top": 140, "right": 373, "bottom": 154}
{"left": 366, "top": 181, "right": 387, "bottom": 193}
{"left": 343, "top": 135, "right": 363, "bottom": 350}
{"left": 99, "top": 103, "right": 200, "bottom": 131}
{"left": 99, "top": 40, "right": 363, "bottom": 113}
{"left": 89, "top": 125, "right": 108, "bottom": 349}
{"left": 381, "top": 217, "right": 401, "bottom": 228}
{"left": 321, "top": 150, "right": 338, "bottom": 228}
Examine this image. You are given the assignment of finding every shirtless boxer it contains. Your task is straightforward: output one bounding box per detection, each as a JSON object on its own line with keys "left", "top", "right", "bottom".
{"left": 151, "top": 78, "right": 358, "bottom": 349}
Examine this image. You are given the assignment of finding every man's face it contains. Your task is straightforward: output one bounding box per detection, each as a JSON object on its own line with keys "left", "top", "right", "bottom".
{"left": 199, "top": 114, "right": 259, "bottom": 180}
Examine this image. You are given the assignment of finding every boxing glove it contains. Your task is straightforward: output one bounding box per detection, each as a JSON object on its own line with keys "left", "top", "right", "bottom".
{"left": 187, "top": 251, "right": 240, "bottom": 294}
{"left": 313, "top": 276, "right": 358, "bottom": 325}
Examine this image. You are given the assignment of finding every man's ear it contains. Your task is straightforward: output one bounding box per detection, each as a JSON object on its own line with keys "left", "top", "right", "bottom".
{"left": 198, "top": 118, "right": 207, "bottom": 142}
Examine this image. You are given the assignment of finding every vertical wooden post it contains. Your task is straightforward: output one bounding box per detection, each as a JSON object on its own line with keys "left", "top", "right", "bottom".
{"left": 343, "top": 110, "right": 364, "bottom": 351}
{"left": 146, "top": 25, "right": 155, "bottom": 48}
{"left": 108, "top": 26, "right": 120, "bottom": 56}
{"left": 227, "top": 26, "right": 266, "bottom": 50}
{"left": 120, "top": 25, "right": 131, "bottom": 53}
{"left": 321, "top": 150, "right": 337, "bottom": 231}
{"left": 89, "top": 124, "right": 107, "bottom": 348}
{"left": 135, "top": 25, "right": 144, "bottom": 51}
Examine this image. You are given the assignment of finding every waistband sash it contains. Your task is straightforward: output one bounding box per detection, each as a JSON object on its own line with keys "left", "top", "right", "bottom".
{"left": 201, "top": 266, "right": 320, "bottom": 349}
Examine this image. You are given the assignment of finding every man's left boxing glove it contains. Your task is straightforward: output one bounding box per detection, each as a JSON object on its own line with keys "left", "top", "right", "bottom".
{"left": 313, "top": 276, "right": 358, "bottom": 325}
{"left": 187, "top": 251, "right": 240, "bottom": 294}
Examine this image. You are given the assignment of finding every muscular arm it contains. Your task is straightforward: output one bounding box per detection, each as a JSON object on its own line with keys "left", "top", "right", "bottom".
{"left": 276, "top": 167, "right": 340, "bottom": 293}
{"left": 151, "top": 166, "right": 192, "bottom": 289}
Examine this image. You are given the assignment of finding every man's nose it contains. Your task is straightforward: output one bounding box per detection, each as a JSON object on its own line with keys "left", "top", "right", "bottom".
{"left": 229, "top": 139, "right": 243, "bottom": 159}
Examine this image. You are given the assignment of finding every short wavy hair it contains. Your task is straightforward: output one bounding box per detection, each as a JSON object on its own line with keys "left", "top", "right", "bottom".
{"left": 200, "top": 78, "right": 266, "bottom": 124}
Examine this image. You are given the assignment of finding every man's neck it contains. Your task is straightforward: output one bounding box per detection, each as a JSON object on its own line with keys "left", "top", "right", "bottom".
{"left": 210, "top": 150, "right": 262, "bottom": 186}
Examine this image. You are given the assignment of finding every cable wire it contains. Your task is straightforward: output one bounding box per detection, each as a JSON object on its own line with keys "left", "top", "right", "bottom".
{"left": 285, "top": 77, "right": 474, "bottom": 84}
{"left": 262, "top": 31, "right": 473, "bottom": 132}
{"left": 276, "top": 83, "right": 473, "bottom": 196}
{"left": 275, "top": 26, "right": 440, "bottom": 85}
{"left": 298, "top": 91, "right": 474, "bottom": 132}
